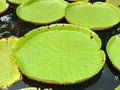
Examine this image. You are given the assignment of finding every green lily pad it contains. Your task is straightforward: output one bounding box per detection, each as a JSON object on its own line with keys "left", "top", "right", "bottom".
{"left": 19, "top": 87, "right": 52, "bottom": 90}
{"left": 0, "top": 36, "right": 21, "bottom": 88}
{"left": 7, "top": 0, "right": 64, "bottom": 5}
{"left": 106, "top": 0, "right": 120, "bottom": 9}
{"left": 44, "top": 89, "right": 52, "bottom": 90}
{"left": 65, "top": 2, "right": 120, "bottom": 30}
{"left": 0, "top": 0, "right": 9, "bottom": 14}
{"left": 14, "top": 24, "right": 105, "bottom": 84}
{"left": 67, "top": 0, "right": 89, "bottom": 2}
{"left": 19, "top": 87, "right": 40, "bottom": 90}
{"left": 16, "top": 0, "right": 68, "bottom": 24}
{"left": 106, "top": 34, "right": 120, "bottom": 71}
{"left": 7, "top": 0, "right": 28, "bottom": 5}
{"left": 115, "top": 85, "right": 120, "bottom": 90}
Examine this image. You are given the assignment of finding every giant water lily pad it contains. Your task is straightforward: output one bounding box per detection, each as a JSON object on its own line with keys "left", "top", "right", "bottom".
{"left": 106, "top": 0, "right": 120, "bottom": 9}
{"left": 19, "top": 87, "right": 52, "bottom": 90}
{"left": 0, "top": 0, "right": 9, "bottom": 14}
{"left": 0, "top": 36, "right": 21, "bottom": 88}
{"left": 19, "top": 87, "right": 40, "bottom": 90}
{"left": 65, "top": 2, "right": 120, "bottom": 30}
{"left": 14, "top": 24, "right": 105, "bottom": 84}
{"left": 7, "top": 0, "right": 27, "bottom": 5}
{"left": 16, "top": 0, "right": 68, "bottom": 24}
{"left": 106, "top": 34, "right": 120, "bottom": 71}
{"left": 67, "top": 0, "right": 89, "bottom": 2}
{"left": 115, "top": 85, "right": 120, "bottom": 90}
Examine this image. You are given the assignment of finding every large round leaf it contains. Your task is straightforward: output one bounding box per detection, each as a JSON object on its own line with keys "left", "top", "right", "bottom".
{"left": 19, "top": 87, "right": 52, "bottom": 90}
{"left": 65, "top": 2, "right": 120, "bottom": 30}
{"left": 107, "top": 34, "right": 120, "bottom": 71}
{"left": 115, "top": 85, "right": 120, "bottom": 90}
{"left": 106, "top": 0, "right": 120, "bottom": 9}
{"left": 0, "top": 0, "right": 9, "bottom": 14}
{"left": 67, "top": 0, "right": 89, "bottom": 2}
{"left": 14, "top": 24, "right": 105, "bottom": 84}
{"left": 7, "top": 0, "right": 27, "bottom": 5}
{"left": 16, "top": 0, "right": 68, "bottom": 24}
{"left": 19, "top": 87, "right": 39, "bottom": 90}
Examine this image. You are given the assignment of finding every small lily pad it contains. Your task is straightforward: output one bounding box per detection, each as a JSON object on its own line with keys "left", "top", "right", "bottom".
{"left": 0, "top": 36, "right": 21, "bottom": 88}
{"left": 19, "top": 87, "right": 52, "bottom": 90}
{"left": 7, "top": 0, "right": 28, "bottom": 5}
{"left": 65, "top": 2, "right": 120, "bottom": 30}
{"left": 0, "top": 0, "right": 9, "bottom": 14}
{"left": 106, "top": 0, "right": 120, "bottom": 9}
{"left": 106, "top": 34, "right": 120, "bottom": 71}
{"left": 19, "top": 87, "right": 40, "bottom": 90}
{"left": 14, "top": 24, "right": 105, "bottom": 84}
{"left": 16, "top": 0, "right": 68, "bottom": 24}
{"left": 115, "top": 85, "right": 120, "bottom": 90}
{"left": 67, "top": 0, "right": 89, "bottom": 2}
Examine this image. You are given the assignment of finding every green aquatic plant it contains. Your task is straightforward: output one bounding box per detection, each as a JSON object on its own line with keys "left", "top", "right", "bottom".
{"left": 115, "top": 85, "right": 120, "bottom": 90}
{"left": 7, "top": 0, "right": 65, "bottom": 5}
{"left": 107, "top": 34, "right": 120, "bottom": 71}
{"left": 19, "top": 87, "right": 39, "bottom": 90}
{"left": 7, "top": 0, "right": 28, "bottom": 5}
{"left": 14, "top": 24, "right": 105, "bottom": 84}
{"left": 67, "top": 0, "right": 89, "bottom": 2}
{"left": 0, "top": 0, "right": 9, "bottom": 14}
{"left": 16, "top": 0, "right": 68, "bottom": 24}
{"left": 19, "top": 87, "right": 52, "bottom": 90}
{"left": 65, "top": 2, "right": 120, "bottom": 30}
{"left": 0, "top": 36, "right": 21, "bottom": 88}
{"left": 106, "top": 0, "right": 120, "bottom": 9}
